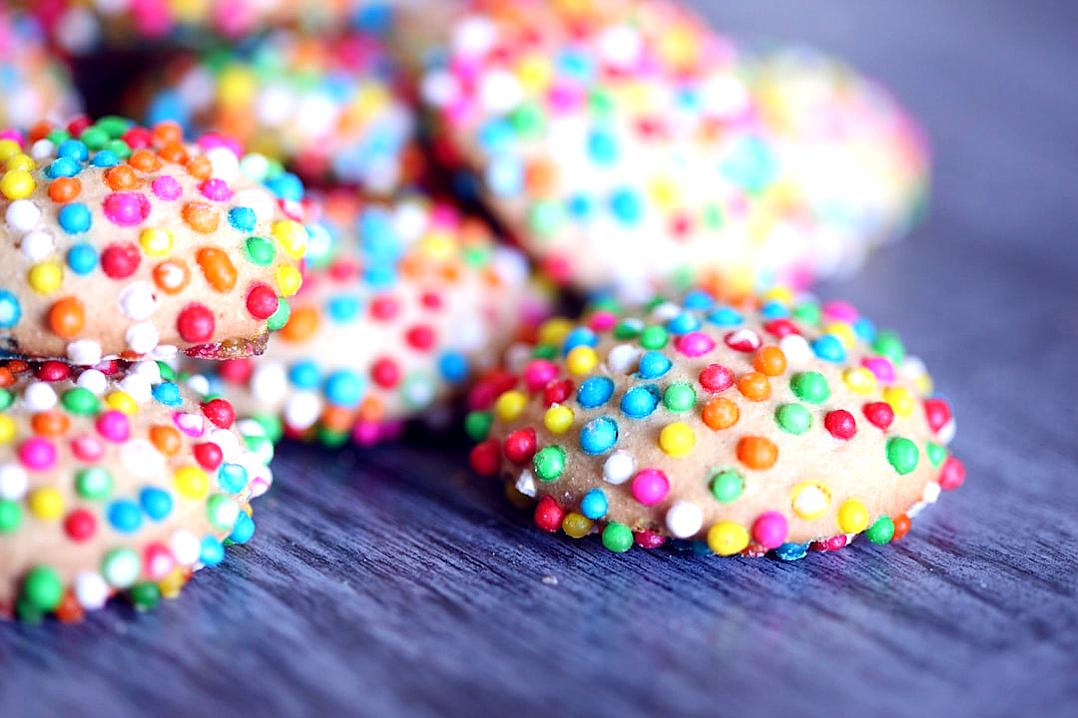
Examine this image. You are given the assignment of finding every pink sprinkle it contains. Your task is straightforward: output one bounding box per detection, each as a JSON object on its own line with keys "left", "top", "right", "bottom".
{"left": 0, "top": 129, "right": 24, "bottom": 143}
{"left": 143, "top": 542, "right": 176, "bottom": 579}
{"left": 95, "top": 410, "right": 130, "bottom": 442}
{"left": 70, "top": 434, "right": 104, "bottom": 462}
{"left": 674, "top": 331, "right": 716, "bottom": 357}
{"left": 429, "top": 203, "right": 459, "bottom": 227}
{"left": 280, "top": 198, "right": 305, "bottom": 222}
{"left": 724, "top": 329, "right": 761, "bottom": 353}
{"left": 151, "top": 175, "right": 181, "bottom": 201}
{"left": 587, "top": 311, "right": 617, "bottom": 332}
{"left": 522, "top": 359, "right": 559, "bottom": 392}
{"left": 862, "top": 356, "right": 896, "bottom": 384}
{"left": 103, "top": 192, "right": 150, "bottom": 226}
{"left": 199, "top": 178, "right": 233, "bottom": 202}
{"left": 633, "top": 529, "right": 667, "bottom": 549}
{"left": 752, "top": 511, "right": 788, "bottom": 549}
{"left": 548, "top": 82, "right": 584, "bottom": 113}
{"left": 19, "top": 437, "right": 56, "bottom": 470}
{"left": 197, "top": 132, "right": 242, "bottom": 156}
{"left": 172, "top": 411, "right": 205, "bottom": 437}
{"left": 131, "top": 0, "right": 173, "bottom": 36}
{"left": 822, "top": 301, "right": 859, "bottom": 323}
{"left": 631, "top": 468, "right": 670, "bottom": 506}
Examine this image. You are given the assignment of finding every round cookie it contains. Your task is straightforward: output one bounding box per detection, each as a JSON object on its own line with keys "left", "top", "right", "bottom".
{"left": 130, "top": 28, "right": 419, "bottom": 192}
{"left": 26, "top": 0, "right": 396, "bottom": 55}
{"left": 466, "top": 288, "right": 963, "bottom": 558}
{"left": 0, "top": 358, "right": 274, "bottom": 622}
{"left": 186, "top": 191, "right": 551, "bottom": 447}
{"left": 0, "top": 9, "right": 82, "bottom": 128}
{"left": 0, "top": 115, "right": 311, "bottom": 365}
{"left": 418, "top": 0, "right": 929, "bottom": 299}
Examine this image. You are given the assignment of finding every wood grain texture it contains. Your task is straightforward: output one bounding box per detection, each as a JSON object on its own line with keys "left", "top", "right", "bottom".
{"left": 2, "top": 1, "right": 1077, "bottom": 716}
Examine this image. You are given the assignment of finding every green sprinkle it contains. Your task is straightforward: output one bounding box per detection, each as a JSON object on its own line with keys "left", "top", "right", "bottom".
{"left": 464, "top": 411, "right": 494, "bottom": 442}
{"left": 0, "top": 500, "right": 22, "bottom": 532}
{"left": 47, "top": 129, "right": 71, "bottom": 145}
{"left": 156, "top": 361, "right": 176, "bottom": 382}
{"left": 22, "top": 566, "right": 64, "bottom": 612}
{"left": 317, "top": 426, "right": 349, "bottom": 448}
{"left": 662, "top": 382, "right": 696, "bottom": 412}
{"left": 866, "top": 516, "right": 895, "bottom": 544}
{"left": 104, "top": 138, "right": 131, "bottom": 160}
{"left": 601, "top": 522, "right": 634, "bottom": 553}
{"left": 790, "top": 371, "right": 830, "bottom": 404}
{"left": 710, "top": 470, "right": 744, "bottom": 503}
{"left": 510, "top": 102, "right": 545, "bottom": 136}
{"left": 639, "top": 325, "right": 668, "bottom": 350}
{"left": 887, "top": 437, "right": 920, "bottom": 475}
{"left": 528, "top": 200, "right": 566, "bottom": 236}
{"left": 79, "top": 126, "right": 108, "bottom": 150}
{"left": 775, "top": 403, "right": 813, "bottom": 434}
{"left": 0, "top": 388, "right": 13, "bottom": 411}
{"left": 76, "top": 467, "right": 113, "bottom": 500}
{"left": 206, "top": 495, "right": 237, "bottom": 530}
{"left": 612, "top": 319, "right": 642, "bottom": 340}
{"left": 266, "top": 299, "right": 291, "bottom": 332}
{"left": 532, "top": 344, "right": 557, "bottom": 360}
{"left": 251, "top": 413, "right": 283, "bottom": 445}
{"left": 926, "top": 441, "right": 947, "bottom": 468}
{"left": 245, "top": 236, "right": 276, "bottom": 266}
{"left": 792, "top": 301, "right": 821, "bottom": 327}
{"left": 872, "top": 331, "right": 906, "bottom": 364}
{"left": 96, "top": 115, "right": 132, "bottom": 139}
{"left": 533, "top": 445, "right": 567, "bottom": 482}
{"left": 61, "top": 387, "right": 99, "bottom": 416}
{"left": 129, "top": 582, "right": 162, "bottom": 611}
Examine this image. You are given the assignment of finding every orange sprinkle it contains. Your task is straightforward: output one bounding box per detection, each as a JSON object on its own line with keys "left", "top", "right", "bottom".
{"left": 0, "top": 367, "right": 13, "bottom": 387}
{"left": 4, "top": 360, "right": 28, "bottom": 374}
{"left": 737, "top": 436, "right": 778, "bottom": 470}
{"left": 701, "top": 397, "right": 739, "bottom": 430}
{"left": 358, "top": 395, "right": 385, "bottom": 422}
{"left": 753, "top": 345, "right": 787, "bottom": 377}
{"left": 525, "top": 159, "right": 558, "bottom": 197}
{"left": 182, "top": 202, "right": 220, "bottom": 233}
{"left": 892, "top": 513, "right": 912, "bottom": 541}
{"left": 152, "top": 259, "right": 191, "bottom": 294}
{"left": 48, "top": 177, "right": 81, "bottom": 203}
{"left": 736, "top": 371, "right": 771, "bottom": 402}
{"left": 128, "top": 148, "right": 162, "bottom": 173}
{"left": 185, "top": 155, "right": 212, "bottom": 180}
{"left": 149, "top": 425, "right": 181, "bottom": 456}
{"left": 47, "top": 296, "right": 85, "bottom": 338}
{"left": 280, "top": 305, "right": 320, "bottom": 343}
{"left": 321, "top": 405, "right": 354, "bottom": 433}
{"left": 196, "top": 247, "right": 237, "bottom": 292}
{"left": 157, "top": 141, "right": 188, "bottom": 164}
{"left": 55, "top": 591, "right": 85, "bottom": 624}
{"left": 104, "top": 164, "right": 140, "bottom": 191}
{"left": 31, "top": 411, "right": 69, "bottom": 437}
{"left": 152, "top": 121, "right": 183, "bottom": 146}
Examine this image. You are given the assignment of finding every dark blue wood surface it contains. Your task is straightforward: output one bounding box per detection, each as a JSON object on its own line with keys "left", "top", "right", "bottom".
{"left": 2, "top": 1, "right": 1077, "bottom": 716}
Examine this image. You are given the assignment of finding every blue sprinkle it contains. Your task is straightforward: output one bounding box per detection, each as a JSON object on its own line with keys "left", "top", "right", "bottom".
{"left": 708, "top": 306, "right": 744, "bottom": 327}
{"left": 438, "top": 352, "right": 469, "bottom": 383}
{"left": 566, "top": 193, "right": 594, "bottom": 219}
{"left": 56, "top": 139, "right": 89, "bottom": 162}
{"left": 587, "top": 127, "right": 618, "bottom": 164}
{"left": 486, "top": 156, "right": 524, "bottom": 197}
{"left": 58, "top": 202, "right": 92, "bottom": 234}
{"left": 761, "top": 301, "right": 790, "bottom": 319}
{"left": 682, "top": 290, "right": 715, "bottom": 310}
{"left": 610, "top": 187, "right": 644, "bottom": 225}
{"left": 0, "top": 290, "right": 22, "bottom": 329}
{"left": 139, "top": 487, "right": 173, "bottom": 521}
{"left": 264, "top": 172, "right": 304, "bottom": 201}
{"left": 107, "top": 499, "right": 143, "bottom": 533}
{"left": 90, "top": 150, "right": 119, "bottom": 167}
{"left": 774, "top": 542, "right": 810, "bottom": 561}
{"left": 359, "top": 208, "right": 403, "bottom": 263}
{"left": 581, "top": 488, "right": 609, "bottom": 520}
{"left": 853, "top": 317, "right": 877, "bottom": 342}
{"left": 228, "top": 206, "right": 257, "bottom": 232}
{"left": 577, "top": 376, "right": 615, "bottom": 409}
{"left": 557, "top": 49, "right": 595, "bottom": 81}
{"left": 217, "top": 463, "right": 248, "bottom": 494}
{"left": 477, "top": 119, "right": 515, "bottom": 154}
{"left": 665, "top": 311, "right": 700, "bottom": 335}
{"left": 289, "top": 360, "right": 321, "bottom": 390}
{"left": 562, "top": 327, "right": 597, "bottom": 354}
{"left": 721, "top": 136, "right": 778, "bottom": 193}
{"left": 363, "top": 263, "right": 398, "bottom": 289}
{"left": 66, "top": 243, "right": 97, "bottom": 275}
{"left": 146, "top": 90, "right": 191, "bottom": 129}
{"left": 151, "top": 382, "right": 182, "bottom": 407}
{"left": 579, "top": 416, "right": 618, "bottom": 455}
{"left": 228, "top": 511, "right": 255, "bottom": 544}
{"left": 812, "top": 334, "right": 847, "bottom": 363}
{"left": 326, "top": 294, "right": 361, "bottom": 323}
{"left": 324, "top": 369, "right": 365, "bottom": 408}
{"left": 199, "top": 536, "right": 225, "bottom": 566}
{"left": 637, "top": 351, "right": 672, "bottom": 379}
{"left": 45, "top": 156, "right": 80, "bottom": 179}
{"left": 620, "top": 384, "right": 660, "bottom": 419}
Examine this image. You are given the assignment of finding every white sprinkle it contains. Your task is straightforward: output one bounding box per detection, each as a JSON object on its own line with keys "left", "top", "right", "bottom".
{"left": 23, "top": 382, "right": 57, "bottom": 411}
{"left": 74, "top": 572, "right": 109, "bottom": 611}
{"left": 665, "top": 500, "right": 704, "bottom": 539}
{"left": 515, "top": 469, "right": 536, "bottom": 497}
{"left": 603, "top": 450, "right": 635, "bottom": 485}
{"left": 20, "top": 230, "right": 54, "bottom": 262}
{"left": 6, "top": 199, "right": 41, "bottom": 232}
{"left": 67, "top": 339, "right": 102, "bottom": 366}
{"left": 0, "top": 464, "right": 29, "bottom": 500}
{"left": 170, "top": 530, "right": 201, "bottom": 566}
{"left": 76, "top": 369, "right": 107, "bottom": 395}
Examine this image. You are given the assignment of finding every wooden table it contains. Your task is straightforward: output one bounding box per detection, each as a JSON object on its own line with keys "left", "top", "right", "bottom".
{"left": 3, "top": 1, "right": 1076, "bottom": 715}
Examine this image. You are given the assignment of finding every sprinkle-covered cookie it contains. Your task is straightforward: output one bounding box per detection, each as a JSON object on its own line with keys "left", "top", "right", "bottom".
{"left": 0, "top": 9, "right": 82, "bottom": 128}
{"left": 467, "top": 288, "right": 962, "bottom": 558}
{"left": 0, "top": 115, "right": 311, "bottom": 365}
{"left": 28, "top": 0, "right": 396, "bottom": 55}
{"left": 0, "top": 358, "right": 274, "bottom": 621}
{"left": 419, "top": 0, "right": 929, "bottom": 298}
{"left": 131, "top": 28, "right": 419, "bottom": 192}
{"left": 187, "top": 191, "right": 551, "bottom": 447}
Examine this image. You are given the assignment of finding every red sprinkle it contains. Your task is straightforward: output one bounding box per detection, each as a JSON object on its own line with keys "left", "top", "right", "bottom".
{"left": 534, "top": 495, "right": 564, "bottom": 533}
{"left": 939, "top": 456, "right": 966, "bottom": 490}
{"left": 176, "top": 303, "right": 215, "bottom": 343}
{"left": 200, "top": 399, "right": 235, "bottom": 428}
{"left": 863, "top": 401, "right": 895, "bottom": 430}
{"left": 824, "top": 409, "right": 857, "bottom": 440}
{"left": 698, "top": 364, "right": 734, "bottom": 393}
{"left": 469, "top": 439, "right": 500, "bottom": 476}
{"left": 100, "top": 242, "right": 141, "bottom": 279}
{"left": 193, "top": 442, "right": 223, "bottom": 470}
{"left": 503, "top": 428, "right": 537, "bottom": 465}
{"left": 63, "top": 509, "right": 96, "bottom": 542}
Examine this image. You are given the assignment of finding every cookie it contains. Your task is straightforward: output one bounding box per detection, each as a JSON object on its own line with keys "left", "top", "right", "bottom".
{"left": 27, "top": 0, "right": 397, "bottom": 55}
{"left": 186, "top": 191, "right": 551, "bottom": 447}
{"left": 0, "top": 8, "right": 82, "bottom": 128}
{"left": 418, "top": 0, "right": 929, "bottom": 299}
{"left": 466, "top": 288, "right": 963, "bottom": 558}
{"left": 129, "top": 29, "right": 420, "bottom": 192}
{"left": 0, "top": 115, "right": 311, "bottom": 365}
{"left": 0, "top": 358, "right": 274, "bottom": 621}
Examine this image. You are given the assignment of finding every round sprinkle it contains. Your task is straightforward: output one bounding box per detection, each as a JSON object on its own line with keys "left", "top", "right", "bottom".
{"left": 752, "top": 511, "right": 788, "bottom": 549}
{"left": 631, "top": 468, "right": 670, "bottom": 506}
{"left": 824, "top": 409, "right": 857, "bottom": 440}
{"left": 601, "top": 522, "right": 634, "bottom": 553}
{"left": 658, "top": 422, "right": 695, "bottom": 457}
{"left": 866, "top": 516, "right": 895, "bottom": 544}
{"left": 775, "top": 403, "right": 812, "bottom": 434}
{"left": 886, "top": 437, "right": 920, "bottom": 474}
{"left": 790, "top": 371, "right": 830, "bottom": 404}
{"left": 708, "top": 521, "right": 749, "bottom": 556}
{"left": 710, "top": 469, "right": 744, "bottom": 503}
{"left": 662, "top": 382, "right": 696, "bottom": 412}
{"left": 737, "top": 436, "right": 778, "bottom": 470}
{"left": 701, "top": 397, "right": 739, "bottom": 430}
{"left": 579, "top": 416, "right": 618, "bottom": 455}
{"left": 580, "top": 488, "right": 608, "bottom": 519}
{"left": 837, "top": 499, "right": 869, "bottom": 533}
{"left": 603, "top": 450, "right": 635, "bottom": 485}
{"left": 533, "top": 445, "right": 566, "bottom": 482}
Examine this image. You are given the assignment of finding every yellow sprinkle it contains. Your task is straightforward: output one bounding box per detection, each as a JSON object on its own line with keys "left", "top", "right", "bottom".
{"left": 883, "top": 386, "right": 915, "bottom": 418}
{"left": 0, "top": 169, "right": 35, "bottom": 199}
{"left": 562, "top": 512, "right": 593, "bottom": 539}
{"left": 174, "top": 466, "right": 209, "bottom": 500}
{"left": 275, "top": 265, "right": 302, "bottom": 297}
{"left": 707, "top": 521, "right": 749, "bottom": 556}
{"left": 914, "top": 372, "right": 934, "bottom": 395}
{"left": 218, "top": 65, "right": 258, "bottom": 108}
{"left": 494, "top": 390, "right": 527, "bottom": 422}
{"left": 837, "top": 499, "right": 869, "bottom": 533}
{"left": 28, "top": 261, "right": 63, "bottom": 295}
{"left": 842, "top": 367, "right": 878, "bottom": 396}
{"left": 0, "top": 415, "right": 16, "bottom": 444}
{"left": 538, "top": 317, "right": 573, "bottom": 347}
{"left": 417, "top": 230, "right": 455, "bottom": 260}
{"left": 760, "top": 285, "right": 794, "bottom": 305}
{"left": 271, "top": 220, "right": 308, "bottom": 259}
{"left": 5, "top": 153, "right": 35, "bottom": 172}
{"left": 516, "top": 55, "right": 553, "bottom": 92}
{"left": 543, "top": 404, "right": 574, "bottom": 434}
{"left": 658, "top": 421, "right": 695, "bottom": 457}
{"left": 791, "top": 481, "right": 831, "bottom": 520}
{"left": 158, "top": 569, "right": 187, "bottom": 599}
{"left": 28, "top": 487, "right": 64, "bottom": 520}
{"left": 565, "top": 346, "right": 598, "bottom": 375}
{"left": 648, "top": 176, "right": 679, "bottom": 211}
{"left": 105, "top": 391, "right": 138, "bottom": 415}
{"left": 824, "top": 322, "right": 857, "bottom": 348}
{"left": 139, "top": 228, "right": 174, "bottom": 258}
{"left": 0, "top": 139, "right": 21, "bottom": 162}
